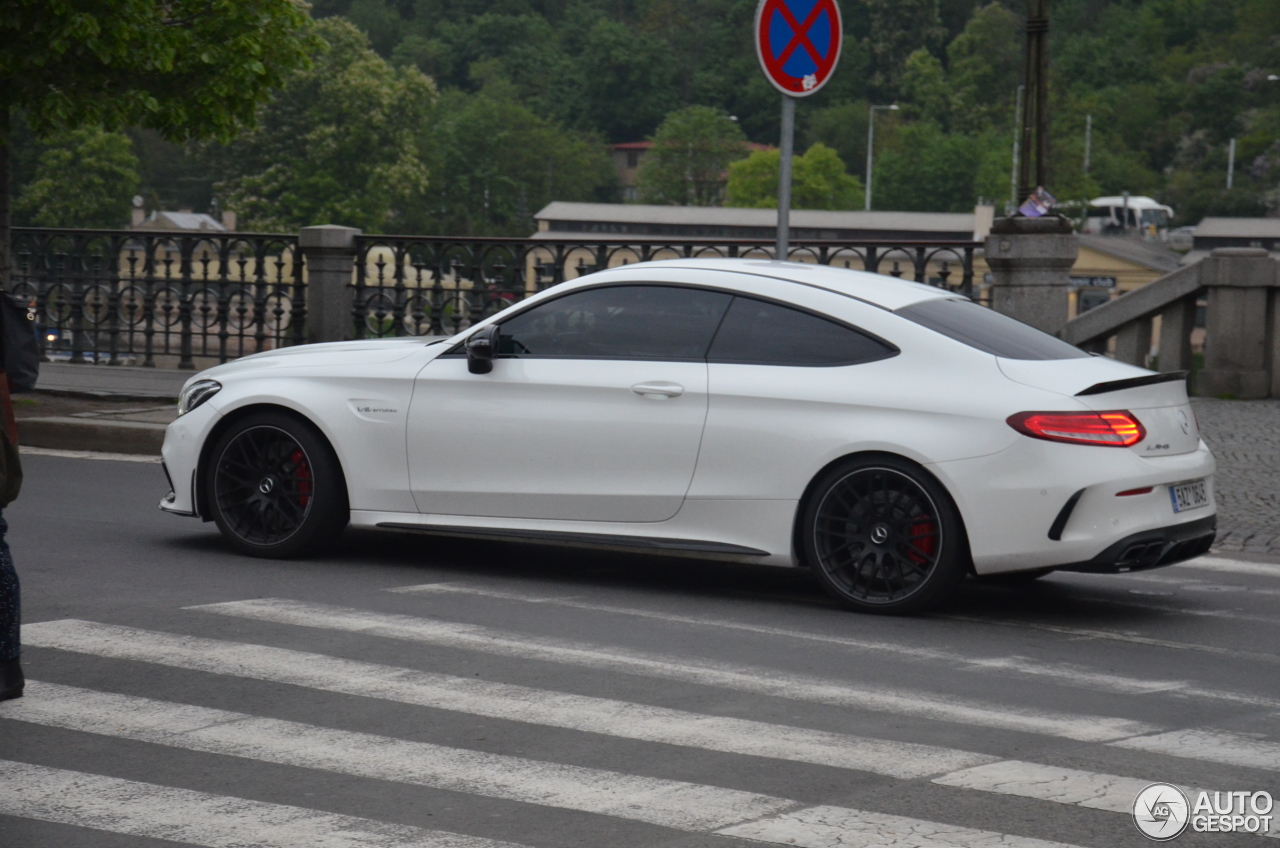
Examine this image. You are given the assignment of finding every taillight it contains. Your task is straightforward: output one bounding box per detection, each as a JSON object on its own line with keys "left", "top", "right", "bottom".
{"left": 1007, "top": 410, "right": 1146, "bottom": 447}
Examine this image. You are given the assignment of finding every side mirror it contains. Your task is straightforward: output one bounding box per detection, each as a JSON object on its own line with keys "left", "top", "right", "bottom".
{"left": 466, "top": 325, "right": 499, "bottom": 374}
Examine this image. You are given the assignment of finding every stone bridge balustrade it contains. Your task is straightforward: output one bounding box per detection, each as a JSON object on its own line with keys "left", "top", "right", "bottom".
{"left": 1057, "top": 247, "right": 1280, "bottom": 399}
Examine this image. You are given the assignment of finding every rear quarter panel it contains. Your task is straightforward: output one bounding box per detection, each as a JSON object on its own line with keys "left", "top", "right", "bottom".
{"left": 685, "top": 278, "right": 1077, "bottom": 502}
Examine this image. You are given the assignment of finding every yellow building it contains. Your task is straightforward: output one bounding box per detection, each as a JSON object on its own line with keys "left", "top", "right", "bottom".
{"left": 1062, "top": 235, "right": 1182, "bottom": 319}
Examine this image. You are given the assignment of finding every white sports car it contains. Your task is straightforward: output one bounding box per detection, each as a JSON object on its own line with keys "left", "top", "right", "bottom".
{"left": 161, "top": 258, "right": 1217, "bottom": 613}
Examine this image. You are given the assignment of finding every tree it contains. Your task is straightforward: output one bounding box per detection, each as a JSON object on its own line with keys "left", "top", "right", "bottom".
{"left": 806, "top": 101, "right": 870, "bottom": 180}
{"left": 0, "top": 0, "right": 318, "bottom": 281}
{"left": 412, "top": 82, "right": 614, "bottom": 236}
{"left": 725, "top": 143, "right": 863, "bottom": 209}
{"left": 575, "top": 19, "right": 679, "bottom": 142}
{"left": 209, "top": 19, "right": 435, "bottom": 233}
{"left": 947, "top": 3, "right": 1021, "bottom": 133}
{"left": 874, "top": 122, "right": 983, "bottom": 211}
{"left": 636, "top": 106, "right": 749, "bottom": 206}
{"left": 900, "top": 49, "right": 951, "bottom": 127}
{"left": 14, "top": 125, "right": 139, "bottom": 228}
{"left": 865, "top": 0, "right": 946, "bottom": 97}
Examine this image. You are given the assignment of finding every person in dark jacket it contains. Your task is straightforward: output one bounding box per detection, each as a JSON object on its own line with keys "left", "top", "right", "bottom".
{"left": 0, "top": 368, "right": 23, "bottom": 701}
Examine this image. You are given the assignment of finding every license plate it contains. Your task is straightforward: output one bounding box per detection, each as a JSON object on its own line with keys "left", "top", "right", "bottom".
{"left": 1170, "top": 479, "right": 1208, "bottom": 513}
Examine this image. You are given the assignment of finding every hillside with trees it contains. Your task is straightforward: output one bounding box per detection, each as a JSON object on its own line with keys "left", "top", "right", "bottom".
{"left": 8, "top": 0, "right": 1280, "bottom": 234}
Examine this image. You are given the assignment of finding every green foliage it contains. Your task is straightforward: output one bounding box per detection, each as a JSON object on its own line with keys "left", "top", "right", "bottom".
{"left": 210, "top": 19, "right": 436, "bottom": 232}
{"left": 0, "top": 0, "right": 321, "bottom": 143}
{"left": 806, "top": 101, "right": 870, "bottom": 180}
{"left": 866, "top": 0, "right": 946, "bottom": 96}
{"left": 413, "top": 82, "right": 615, "bottom": 235}
{"left": 947, "top": 3, "right": 1020, "bottom": 133}
{"left": 636, "top": 106, "right": 748, "bottom": 206}
{"left": 726, "top": 143, "right": 863, "bottom": 209}
{"left": 873, "top": 122, "right": 983, "bottom": 212}
{"left": 14, "top": 125, "right": 139, "bottom": 228}
{"left": 900, "top": 50, "right": 950, "bottom": 127}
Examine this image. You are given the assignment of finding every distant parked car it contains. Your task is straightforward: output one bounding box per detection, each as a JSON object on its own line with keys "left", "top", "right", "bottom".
{"left": 161, "top": 259, "right": 1216, "bottom": 613}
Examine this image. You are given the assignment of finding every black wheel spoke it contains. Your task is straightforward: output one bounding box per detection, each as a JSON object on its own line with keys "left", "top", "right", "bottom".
{"left": 812, "top": 467, "right": 944, "bottom": 605}
{"left": 214, "top": 425, "right": 314, "bottom": 546}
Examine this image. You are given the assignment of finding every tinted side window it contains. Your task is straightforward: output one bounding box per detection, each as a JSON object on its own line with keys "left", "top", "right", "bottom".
{"left": 497, "top": 285, "right": 731, "bottom": 360}
{"left": 896, "top": 298, "right": 1090, "bottom": 360}
{"left": 707, "top": 297, "right": 896, "bottom": 366}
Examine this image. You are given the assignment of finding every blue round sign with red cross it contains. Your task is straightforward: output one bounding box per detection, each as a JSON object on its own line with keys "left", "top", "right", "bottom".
{"left": 755, "top": 0, "right": 842, "bottom": 96}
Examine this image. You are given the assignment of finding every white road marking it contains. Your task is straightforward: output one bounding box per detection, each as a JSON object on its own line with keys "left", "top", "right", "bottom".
{"left": 1112, "top": 729, "right": 1280, "bottom": 772}
{"left": 188, "top": 598, "right": 1158, "bottom": 743}
{"left": 391, "top": 583, "right": 1190, "bottom": 695}
{"left": 1073, "top": 571, "right": 1280, "bottom": 599}
{"left": 21, "top": 620, "right": 992, "bottom": 778}
{"left": 4, "top": 681, "right": 792, "bottom": 831}
{"left": 934, "top": 760, "right": 1276, "bottom": 836}
{"left": 933, "top": 760, "right": 1161, "bottom": 814}
{"left": 1176, "top": 556, "right": 1280, "bottom": 579}
{"left": 18, "top": 445, "right": 162, "bottom": 463}
{"left": 940, "top": 614, "right": 1280, "bottom": 664}
{"left": 0, "top": 759, "right": 526, "bottom": 848}
{"left": 716, "top": 804, "right": 1086, "bottom": 848}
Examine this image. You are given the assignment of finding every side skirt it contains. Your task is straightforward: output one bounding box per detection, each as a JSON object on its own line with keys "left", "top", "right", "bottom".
{"left": 375, "top": 522, "right": 770, "bottom": 557}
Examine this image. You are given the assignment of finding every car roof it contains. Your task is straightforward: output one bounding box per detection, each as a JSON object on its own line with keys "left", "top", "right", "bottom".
{"left": 587, "top": 258, "right": 958, "bottom": 311}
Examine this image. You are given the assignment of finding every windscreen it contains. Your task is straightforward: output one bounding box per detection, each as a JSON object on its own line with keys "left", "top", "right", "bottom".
{"left": 896, "top": 298, "right": 1091, "bottom": 361}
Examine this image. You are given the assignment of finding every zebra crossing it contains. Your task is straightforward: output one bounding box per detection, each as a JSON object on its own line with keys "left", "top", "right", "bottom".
{"left": 4, "top": 553, "right": 1279, "bottom": 848}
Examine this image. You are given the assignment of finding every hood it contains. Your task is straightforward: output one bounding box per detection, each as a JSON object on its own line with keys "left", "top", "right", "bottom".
{"left": 188, "top": 337, "right": 447, "bottom": 384}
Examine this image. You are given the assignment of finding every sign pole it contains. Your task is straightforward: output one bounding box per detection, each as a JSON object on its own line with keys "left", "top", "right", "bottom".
{"left": 776, "top": 95, "right": 795, "bottom": 260}
{"left": 754, "top": 0, "right": 840, "bottom": 259}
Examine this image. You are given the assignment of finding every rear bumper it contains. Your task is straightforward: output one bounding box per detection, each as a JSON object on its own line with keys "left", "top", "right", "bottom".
{"left": 1054, "top": 514, "right": 1216, "bottom": 573}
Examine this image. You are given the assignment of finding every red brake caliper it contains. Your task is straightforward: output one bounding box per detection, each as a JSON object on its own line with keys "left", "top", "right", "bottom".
{"left": 292, "top": 450, "right": 312, "bottom": 507}
{"left": 907, "top": 519, "right": 937, "bottom": 565}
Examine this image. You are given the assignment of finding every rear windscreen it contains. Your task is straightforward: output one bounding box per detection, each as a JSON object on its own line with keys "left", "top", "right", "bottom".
{"left": 896, "top": 298, "right": 1091, "bottom": 361}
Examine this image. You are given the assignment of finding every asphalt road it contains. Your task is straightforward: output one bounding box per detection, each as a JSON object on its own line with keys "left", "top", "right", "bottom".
{"left": 2, "top": 452, "right": 1278, "bottom": 848}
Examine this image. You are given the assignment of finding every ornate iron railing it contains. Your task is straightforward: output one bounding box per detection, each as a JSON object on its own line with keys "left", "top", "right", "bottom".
{"left": 10, "top": 228, "right": 305, "bottom": 368}
{"left": 7, "top": 229, "right": 980, "bottom": 366}
{"left": 352, "top": 236, "right": 979, "bottom": 338}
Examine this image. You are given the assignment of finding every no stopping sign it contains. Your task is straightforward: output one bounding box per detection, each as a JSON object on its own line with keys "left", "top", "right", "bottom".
{"left": 755, "top": 0, "right": 842, "bottom": 96}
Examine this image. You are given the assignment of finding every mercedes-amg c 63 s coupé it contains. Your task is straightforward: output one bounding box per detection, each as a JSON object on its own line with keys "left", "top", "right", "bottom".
{"left": 161, "top": 258, "right": 1216, "bottom": 613}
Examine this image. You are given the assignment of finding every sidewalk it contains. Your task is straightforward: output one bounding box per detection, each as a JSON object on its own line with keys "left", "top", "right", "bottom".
{"left": 35, "top": 362, "right": 191, "bottom": 399}
{"left": 20, "top": 363, "right": 186, "bottom": 454}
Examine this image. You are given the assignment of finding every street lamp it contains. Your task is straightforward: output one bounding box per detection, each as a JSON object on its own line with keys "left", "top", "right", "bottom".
{"left": 865, "top": 104, "right": 899, "bottom": 211}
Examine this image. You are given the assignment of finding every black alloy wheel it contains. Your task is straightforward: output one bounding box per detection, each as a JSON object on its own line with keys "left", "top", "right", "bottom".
{"left": 802, "top": 455, "right": 967, "bottom": 614}
{"left": 207, "top": 411, "right": 348, "bottom": 558}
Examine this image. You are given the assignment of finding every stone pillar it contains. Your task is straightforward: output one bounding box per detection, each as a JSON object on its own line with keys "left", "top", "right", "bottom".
{"left": 1157, "top": 295, "right": 1197, "bottom": 373}
{"left": 983, "top": 215, "right": 1079, "bottom": 335}
{"left": 1113, "top": 316, "right": 1153, "bottom": 368}
{"left": 299, "top": 225, "right": 361, "bottom": 344}
{"left": 1197, "top": 248, "right": 1278, "bottom": 399}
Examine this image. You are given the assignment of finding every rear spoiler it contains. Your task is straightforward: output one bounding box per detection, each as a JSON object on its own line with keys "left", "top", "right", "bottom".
{"left": 1075, "top": 371, "right": 1189, "bottom": 397}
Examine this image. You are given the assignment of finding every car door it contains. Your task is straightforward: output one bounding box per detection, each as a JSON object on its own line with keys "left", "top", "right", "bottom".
{"left": 406, "top": 284, "right": 732, "bottom": 522}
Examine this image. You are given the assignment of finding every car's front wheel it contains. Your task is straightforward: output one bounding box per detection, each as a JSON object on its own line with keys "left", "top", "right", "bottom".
{"left": 206, "top": 410, "right": 348, "bottom": 558}
{"left": 801, "top": 455, "right": 967, "bottom": 614}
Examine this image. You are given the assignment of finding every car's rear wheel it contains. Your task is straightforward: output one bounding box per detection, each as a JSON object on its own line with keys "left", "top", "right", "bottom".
{"left": 206, "top": 411, "right": 348, "bottom": 558}
{"left": 802, "top": 455, "right": 967, "bottom": 614}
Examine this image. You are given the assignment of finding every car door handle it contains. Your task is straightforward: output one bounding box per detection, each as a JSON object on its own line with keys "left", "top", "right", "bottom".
{"left": 632, "top": 382, "right": 684, "bottom": 398}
